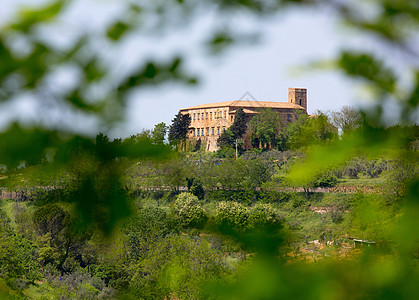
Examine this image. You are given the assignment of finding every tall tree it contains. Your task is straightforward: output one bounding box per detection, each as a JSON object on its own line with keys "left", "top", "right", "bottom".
{"left": 217, "top": 108, "right": 247, "bottom": 149}
{"left": 168, "top": 112, "right": 191, "bottom": 149}
{"left": 229, "top": 108, "right": 247, "bottom": 139}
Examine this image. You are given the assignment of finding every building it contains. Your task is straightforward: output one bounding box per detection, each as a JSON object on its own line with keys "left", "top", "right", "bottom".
{"left": 180, "top": 88, "right": 307, "bottom": 151}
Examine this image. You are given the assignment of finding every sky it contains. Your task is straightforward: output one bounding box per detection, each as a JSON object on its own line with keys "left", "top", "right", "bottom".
{"left": 113, "top": 5, "right": 362, "bottom": 137}
{"left": 1, "top": 0, "right": 415, "bottom": 138}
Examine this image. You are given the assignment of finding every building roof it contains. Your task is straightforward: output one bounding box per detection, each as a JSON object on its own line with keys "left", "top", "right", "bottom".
{"left": 230, "top": 108, "right": 259, "bottom": 114}
{"left": 180, "top": 100, "right": 305, "bottom": 111}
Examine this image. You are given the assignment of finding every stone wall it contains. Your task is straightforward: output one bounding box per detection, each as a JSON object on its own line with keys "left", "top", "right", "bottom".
{"left": 184, "top": 107, "right": 232, "bottom": 152}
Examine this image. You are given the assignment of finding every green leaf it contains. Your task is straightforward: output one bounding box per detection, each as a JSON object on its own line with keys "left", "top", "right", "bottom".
{"left": 338, "top": 51, "right": 397, "bottom": 93}
{"left": 10, "top": 0, "right": 67, "bottom": 32}
{"left": 107, "top": 21, "right": 130, "bottom": 41}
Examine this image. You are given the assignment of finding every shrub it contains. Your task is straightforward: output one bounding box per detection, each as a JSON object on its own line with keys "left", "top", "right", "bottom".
{"left": 215, "top": 201, "right": 249, "bottom": 232}
{"left": 314, "top": 173, "right": 339, "bottom": 188}
{"left": 248, "top": 203, "right": 283, "bottom": 231}
{"left": 366, "top": 159, "right": 387, "bottom": 178}
{"left": 174, "top": 193, "right": 208, "bottom": 229}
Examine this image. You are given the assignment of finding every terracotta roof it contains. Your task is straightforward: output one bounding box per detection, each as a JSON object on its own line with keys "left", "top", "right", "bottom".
{"left": 180, "top": 100, "right": 304, "bottom": 111}
{"left": 230, "top": 108, "right": 259, "bottom": 114}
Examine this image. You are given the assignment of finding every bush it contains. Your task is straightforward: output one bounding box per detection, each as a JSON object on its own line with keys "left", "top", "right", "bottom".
{"left": 215, "top": 146, "right": 235, "bottom": 159}
{"left": 248, "top": 203, "right": 283, "bottom": 231}
{"left": 215, "top": 202, "right": 283, "bottom": 233}
{"left": 174, "top": 193, "right": 208, "bottom": 229}
{"left": 366, "top": 159, "right": 387, "bottom": 178}
{"left": 206, "top": 190, "right": 292, "bottom": 205}
{"left": 215, "top": 201, "right": 249, "bottom": 232}
{"left": 344, "top": 158, "right": 366, "bottom": 179}
{"left": 314, "top": 173, "right": 339, "bottom": 188}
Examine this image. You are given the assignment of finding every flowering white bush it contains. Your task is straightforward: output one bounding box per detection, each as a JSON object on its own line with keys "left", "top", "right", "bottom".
{"left": 174, "top": 193, "right": 208, "bottom": 229}
{"left": 216, "top": 201, "right": 283, "bottom": 232}
{"left": 215, "top": 201, "right": 249, "bottom": 231}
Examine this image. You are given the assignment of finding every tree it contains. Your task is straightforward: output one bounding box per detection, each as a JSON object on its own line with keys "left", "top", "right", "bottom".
{"left": 284, "top": 111, "right": 337, "bottom": 150}
{"left": 249, "top": 108, "right": 281, "bottom": 149}
{"left": 217, "top": 128, "right": 235, "bottom": 149}
{"left": 168, "top": 111, "right": 191, "bottom": 149}
{"left": 217, "top": 108, "right": 247, "bottom": 151}
{"left": 330, "top": 106, "right": 362, "bottom": 135}
{"left": 245, "top": 159, "right": 271, "bottom": 190}
{"left": 123, "top": 207, "right": 180, "bottom": 260}
{"left": 229, "top": 108, "right": 247, "bottom": 139}
{"left": 151, "top": 122, "right": 168, "bottom": 146}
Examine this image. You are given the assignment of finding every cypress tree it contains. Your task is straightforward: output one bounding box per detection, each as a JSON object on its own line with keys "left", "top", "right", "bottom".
{"left": 168, "top": 111, "right": 191, "bottom": 147}
{"left": 230, "top": 108, "right": 247, "bottom": 139}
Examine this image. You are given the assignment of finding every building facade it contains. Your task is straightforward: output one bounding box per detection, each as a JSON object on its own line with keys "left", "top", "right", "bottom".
{"left": 180, "top": 88, "right": 307, "bottom": 151}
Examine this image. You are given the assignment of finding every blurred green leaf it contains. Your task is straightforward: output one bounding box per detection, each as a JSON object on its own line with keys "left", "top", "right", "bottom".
{"left": 338, "top": 51, "right": 397, "bottom": 93}
{"left": 83, "top": 58, "right": 106, "bottom": 82}
{"left": 0, "top": 123, "right": 53, "bottom": 169}
{"left": 107, "top": 21, "right": 130, "bottom": 41}
{"left": 10, "top": 0, "right": 67, "bottom": 32}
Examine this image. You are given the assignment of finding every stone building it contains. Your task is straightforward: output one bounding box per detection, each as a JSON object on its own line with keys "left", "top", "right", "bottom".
{"left": 180, "top": 88, "right": 307, "bottom": 151}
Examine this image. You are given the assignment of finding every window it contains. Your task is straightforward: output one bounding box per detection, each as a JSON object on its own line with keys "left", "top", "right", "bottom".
{"left": 197, "top": 113, "right": 200, "bottom": 120}
{"left": 193, "top": 129, "right": 196, "bottom": 136}
{"left": 193, "top": 113, "right": 196, "bottom": 120}
{"left": 224, "top": 111, "right": 227, "bottom": 119}
{"left": 197, "top": 128, "right": 200, "bottom": 136}
{"left": 212, "top": 127, "right": 214, "bottom": 135}
{"left": 206, "top": 112, "right": 208, "bottom": 119}
{"left": 206, "top": 128, "right": 209, "bottom": 136}
{"left": 223, "top": 126, "right": 226, "bottom": 132}
{"left": 210, "top": 112, "right": 212, "bottom": 119}
{"left": 299, "top": 99, "right": 302, "bottom": 105}
{"left": 201, "top": 113, "right": 204, "bottom": 120}
{"left": 231, "top": 116, "right": 234, "bottom": 122}
{"left": 217, "top": 127, "right": 220, "bottom": 135}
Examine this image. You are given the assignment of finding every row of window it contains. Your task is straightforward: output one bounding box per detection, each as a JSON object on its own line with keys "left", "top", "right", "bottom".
{"left": 193, "top": 126, "right": 226, "bottom": 137}
{"left": 192, "top": 111, "right": 228, "bottom": 121}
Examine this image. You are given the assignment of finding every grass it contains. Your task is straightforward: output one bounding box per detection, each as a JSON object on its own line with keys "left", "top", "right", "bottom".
{"left": 337, "top": 175, "right": 386, "bottom": 187}
{"left": 0, "top": 278, "right": 23, "bottom": 299}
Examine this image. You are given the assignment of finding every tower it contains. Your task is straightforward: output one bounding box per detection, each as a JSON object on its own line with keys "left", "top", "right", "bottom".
{"left": 288, "top": 88, "right": 307, "bottom": 112}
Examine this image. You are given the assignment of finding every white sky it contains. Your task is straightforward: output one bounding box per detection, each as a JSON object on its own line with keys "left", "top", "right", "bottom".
{"left": 1, "top": 0, "right": 416, "bottom": 138}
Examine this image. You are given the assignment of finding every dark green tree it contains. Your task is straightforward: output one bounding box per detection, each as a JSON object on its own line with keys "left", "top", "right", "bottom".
{"left": 217, "top": 108, "right": 247, "bottom": 151}
{"left": 229, "top": 108, "right": 247, "bottom": 139}
{"left": 217, "top": 128, "right": 235, "bottom": 148}
{"left": 168, "top": 111, "right": 191, "bottom": 149}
